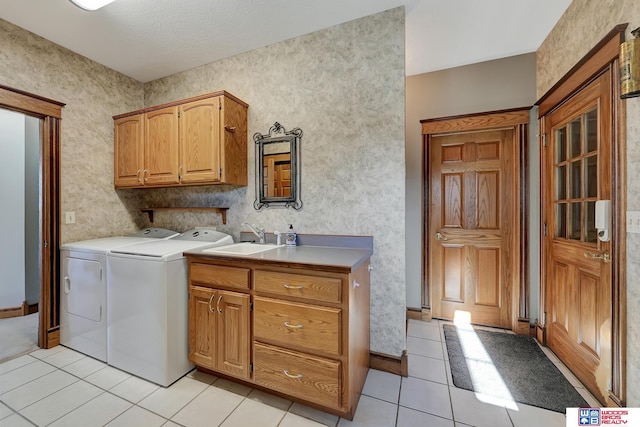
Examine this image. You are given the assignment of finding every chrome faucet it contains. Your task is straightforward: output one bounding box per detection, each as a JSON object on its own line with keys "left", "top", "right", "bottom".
{"left": 242, "top": 222, "right": 265, "bottom": 244}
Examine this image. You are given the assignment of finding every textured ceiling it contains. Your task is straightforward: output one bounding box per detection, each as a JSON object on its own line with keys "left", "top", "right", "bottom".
{"left": 0, "top": 0, "right": 571, "bottom": 83}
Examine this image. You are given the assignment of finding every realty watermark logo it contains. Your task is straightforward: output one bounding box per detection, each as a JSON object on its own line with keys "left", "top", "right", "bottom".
{"left": 579, "top": 408, "right": 600, "bottom": 426}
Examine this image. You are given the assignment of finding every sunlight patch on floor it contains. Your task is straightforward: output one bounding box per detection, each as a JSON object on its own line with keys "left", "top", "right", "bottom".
{"left": 453, "top": 310, "right": 519, "bottom": 410}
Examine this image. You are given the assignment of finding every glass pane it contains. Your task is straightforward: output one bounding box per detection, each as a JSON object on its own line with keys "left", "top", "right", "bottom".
{"left": 569, "top": 202, "right": 581, "bottom": 240}
{"left": 585, "top": 109, "right": 597, "bottom": 153}
{"left": 569, "top": 117, "right": 582, "bottom": 158}
{"left": 555, "top": 203, "right": 567, "bottom": 238}
{"left": 555, "top": 165, "right": 566, "bottom": 200}
{"left": 555, "top": 127, "right": 567, "bottom": 163}
{"left": 585, "top": 201, "right": 597, "bottom": 243}
{"left": 584, "top": 155, "right": 598, "bottom": 198}
{"left": 570, "top": 160, "right": 581, "bottom": 199}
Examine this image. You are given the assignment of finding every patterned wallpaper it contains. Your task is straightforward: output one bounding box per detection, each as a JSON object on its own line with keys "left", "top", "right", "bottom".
{"left": 0, "top": 8, "right": 406, "bottom": 357}
{"left": 0, "top": 18, "right": 144, "bottom": 243}
{"left": 141, "top": 7, "right": 407, "bottom": 357}
{"left": 537, "top": 0, "right": 640, "bottom": 406}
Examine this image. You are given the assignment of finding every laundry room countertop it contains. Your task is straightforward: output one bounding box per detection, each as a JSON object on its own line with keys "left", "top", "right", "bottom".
{"left": 184, "top": 234, "right": 373, "bottom": 272}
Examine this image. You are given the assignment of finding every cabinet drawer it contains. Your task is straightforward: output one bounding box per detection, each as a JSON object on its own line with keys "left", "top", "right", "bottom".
{"left": 254, "top": 297, "right": 341, "bottom": 356}
{"left": 190, "top": 263, "right": 250, "bottom": 290}
{"left": 254, "top": 270, "right": 341, "bottom": 303}
{"left": 254, "top": 343, "right": 340, "bottom": 409}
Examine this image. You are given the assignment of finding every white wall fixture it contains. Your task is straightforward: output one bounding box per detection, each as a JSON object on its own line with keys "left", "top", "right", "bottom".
{"left": 69, "top": 0, "right": 115, "bottom": 11}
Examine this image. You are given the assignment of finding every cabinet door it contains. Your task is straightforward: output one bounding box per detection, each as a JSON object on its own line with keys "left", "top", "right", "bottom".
{"left": 217, "top": 290, "right": 251, "bottom": 380}
{"left": 144, "top": 106, "right": 180, "bottom": 185}
{"left": 179, "top": 98, "right": 221, "bottom": 184}
{"left": 188, "top": 286, "right": 217, "bottom": 370}
{"left": 114, "top": 115, "right": 144, "bottom": 188}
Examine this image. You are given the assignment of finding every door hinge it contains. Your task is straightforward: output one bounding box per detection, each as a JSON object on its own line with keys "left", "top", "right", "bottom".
{"left": 219, "top": 98, "right": 222, "bottom": 110}
{"left": 542, "top": 133, "right": 547, "bottom": 147}
{"left": 43, "top": 240, "right": 48, "bottom": 248}
{"left": 543, "top": 223, "right": 548, "bottom": 236}
{"left": 219, "top": 168, "right": 222, "bottom": 177}
{"left": 250, "top": 363, "right": 253, "bottom": 373}
{"left": 178, "top": 111, "right": 181, "bottom": 118}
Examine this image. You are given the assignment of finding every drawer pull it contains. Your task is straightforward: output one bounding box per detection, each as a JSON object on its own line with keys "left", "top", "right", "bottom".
{"left": 284, "top": 322, "right": 303, "bottom": 329}
{"left": 283, "top": 284, "right": 303, "bottom": 289}
{"left": 283, "top": 370, "right": 303, "bottom": 379}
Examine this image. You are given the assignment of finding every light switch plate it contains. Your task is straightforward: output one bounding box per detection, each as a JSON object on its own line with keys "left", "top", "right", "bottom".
{"left": 65, "top": 211, "right": 76, "bottom": 224}
{"left": 627, "top": 211, "right": 640, "bottom": 234}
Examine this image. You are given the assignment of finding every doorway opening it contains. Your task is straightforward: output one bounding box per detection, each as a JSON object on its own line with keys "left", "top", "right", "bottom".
{"left": 0, "top": 84, "right": 64, "bottom": 359}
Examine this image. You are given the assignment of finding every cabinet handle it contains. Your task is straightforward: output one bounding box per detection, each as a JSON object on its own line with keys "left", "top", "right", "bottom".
{"left": 64, "top": 276, "right": 71, "bottom": 294}
{"left": 283, "top": 370, "right": 302, "bottom": 379}
{"left": 143, "top": 169, "right": 148, "bottom": 182}
{"left": 208, "top": 293, "right": 216, "bottom": 313}
{"left": 217, "top": 295, "right": 223, "bottom": 313}
{"left": 284, "top": 322, "right": 303, "bottom": 329}
{"left": 224, "top": 125, "right": 236, "bottom": 133}
{"left": 283, "top": 284, "right": 303, "bottom": 290}
{"left": 136, "top": 169, "right": 142, "bottom": 183}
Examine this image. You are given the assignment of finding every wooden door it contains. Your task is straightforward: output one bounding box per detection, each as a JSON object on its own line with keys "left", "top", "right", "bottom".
{"left": 264, "top": 154, "right": 291, "bottom": 197}
{"left": 179, "top": 97, "right": 222, "bottom": 184}
{"left": 542, "top": 70, "right": 612, "bottom": 404}
{"left": 217, "top": 290, "right": 251, "bottom": 379}
{"left": 114, "top": 114, "right": 144, "bottom": 188}
{"left": 144, "top": 106, "right": 179, "bottom": 186}
{"left": 429, "top": 129, "right": 517, "bottom": 327}
{"left": 188, "top": 286, "right": 217, "bottom": 370}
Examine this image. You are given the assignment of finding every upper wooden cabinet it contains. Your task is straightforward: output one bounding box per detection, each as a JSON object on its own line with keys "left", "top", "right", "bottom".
{"left": 113, "top": 91, "right": 248, "bottom": 188}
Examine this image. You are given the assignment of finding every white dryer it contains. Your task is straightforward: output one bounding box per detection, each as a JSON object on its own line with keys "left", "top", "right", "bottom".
{"left": 107, "top": 229, "right": 233, "bottom": 386}
{"left": 60, "top": 228, "right": 178, "bottom": 362}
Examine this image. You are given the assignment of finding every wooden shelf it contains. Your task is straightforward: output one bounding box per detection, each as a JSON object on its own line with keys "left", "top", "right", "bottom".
{"left": 140, "top": 207, "right": 229, "bottom": 224}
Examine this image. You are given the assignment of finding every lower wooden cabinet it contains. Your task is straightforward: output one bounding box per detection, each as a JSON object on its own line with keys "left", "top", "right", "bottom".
{"left": 188, "top": 286, "right": 250, "bottom": 380}
{"left": 187, "top": 255, "right": 370, "bottom": 420}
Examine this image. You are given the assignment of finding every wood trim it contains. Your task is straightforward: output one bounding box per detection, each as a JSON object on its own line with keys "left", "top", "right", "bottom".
{"left": 0, "top": 85, "right": 64, "bottom": 118}
{"left": 369, "top": 350, "right": 408, "bottom": 377}
{"left": 538, "top": 24, "right": 627, "bottom": 406}
{"left": 0, "top": 306, "right": 24, "bottom": 319}
{"left": 42, "top": 116, "right": 62, "bottom": 348}
{"left": 610, "top": 53, "right": 627, "bottom": 408}
{"left": 0, "top": 301, "right": 38, "bottom": 319}
{"left": 47, "top": 328, "right": 60, "bottom": 348}
{"left": 536, "top": 323, "right": 546, "bottom": 346}
{"left": 27, "top": 303, "right": 39, "bottom": 315}
{"left": 421, "top": 107, "right": 530, "bottom": 333}
{"left": 536, "top": 24, "right": 628, "bottom": 116}
{"left": 421, "top": 107, "right": 530, "bottom": 134}
{"left": 516, "top": 318, "right": 531, "bottom": 336}
{"left": 112, "top": 90, "right": 248, "bottom": 120}
{"left": 406, "top": 307, "right": 432, "bottom": 322}
{"left": 0, "top": 85, "right": 62, "bottom": 350}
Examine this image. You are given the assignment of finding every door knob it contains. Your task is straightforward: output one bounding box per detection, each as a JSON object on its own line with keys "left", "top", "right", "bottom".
{"left": 583, "top": 251, "right": 611, "bottom": 263}
{"left": 435, "top": 232, "right": 448, "bottom": 241}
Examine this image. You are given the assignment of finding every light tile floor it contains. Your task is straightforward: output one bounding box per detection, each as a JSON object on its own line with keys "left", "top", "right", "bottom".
{"left": 0, "top": 319, "right": 599, "bottom": 427}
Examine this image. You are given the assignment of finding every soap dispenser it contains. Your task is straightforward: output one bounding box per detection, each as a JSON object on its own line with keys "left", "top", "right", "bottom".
{"left": 285, "top": 224, "right": 297, "bottom": 246}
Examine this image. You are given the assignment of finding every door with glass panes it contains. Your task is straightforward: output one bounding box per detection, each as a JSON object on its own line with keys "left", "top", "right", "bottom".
{"left": 542, "top": 70, "right": 612, "bottom": 405}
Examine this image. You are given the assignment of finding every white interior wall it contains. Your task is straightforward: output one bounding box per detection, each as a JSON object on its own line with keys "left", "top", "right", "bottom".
{"left": 0, "top": 109, "right": 26, "bottom": 308}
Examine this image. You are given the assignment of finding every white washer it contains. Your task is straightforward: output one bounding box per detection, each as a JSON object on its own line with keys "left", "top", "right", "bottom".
{"left": 107, "top": 229, "right": 233, "bottom": 386}
{"left": 60, "top": 228, "right": 179, "bottom": 362}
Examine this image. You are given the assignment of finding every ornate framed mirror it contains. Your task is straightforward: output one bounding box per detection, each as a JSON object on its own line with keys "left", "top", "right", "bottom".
{"left": 253, "top": 122, "right": 303, "bottom": 210}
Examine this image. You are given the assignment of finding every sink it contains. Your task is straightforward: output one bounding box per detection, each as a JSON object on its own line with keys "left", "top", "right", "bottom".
{"left": 202, "top": 242, "right": 282, "bottom": 255}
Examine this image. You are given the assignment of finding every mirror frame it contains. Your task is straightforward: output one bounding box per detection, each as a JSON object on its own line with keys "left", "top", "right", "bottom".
{"left": 253, "top": 122, "right": 303, "bottom": 210}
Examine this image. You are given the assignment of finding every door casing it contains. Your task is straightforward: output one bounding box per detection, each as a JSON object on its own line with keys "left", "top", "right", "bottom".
{"left": 0, "top": 84, "right": 64, "bottom": 349}
{"left": 422, "top": 108, "right": 530, "bottom": 333}
{"left": 536, "top": 25, "right": 627, "bottom": 406}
